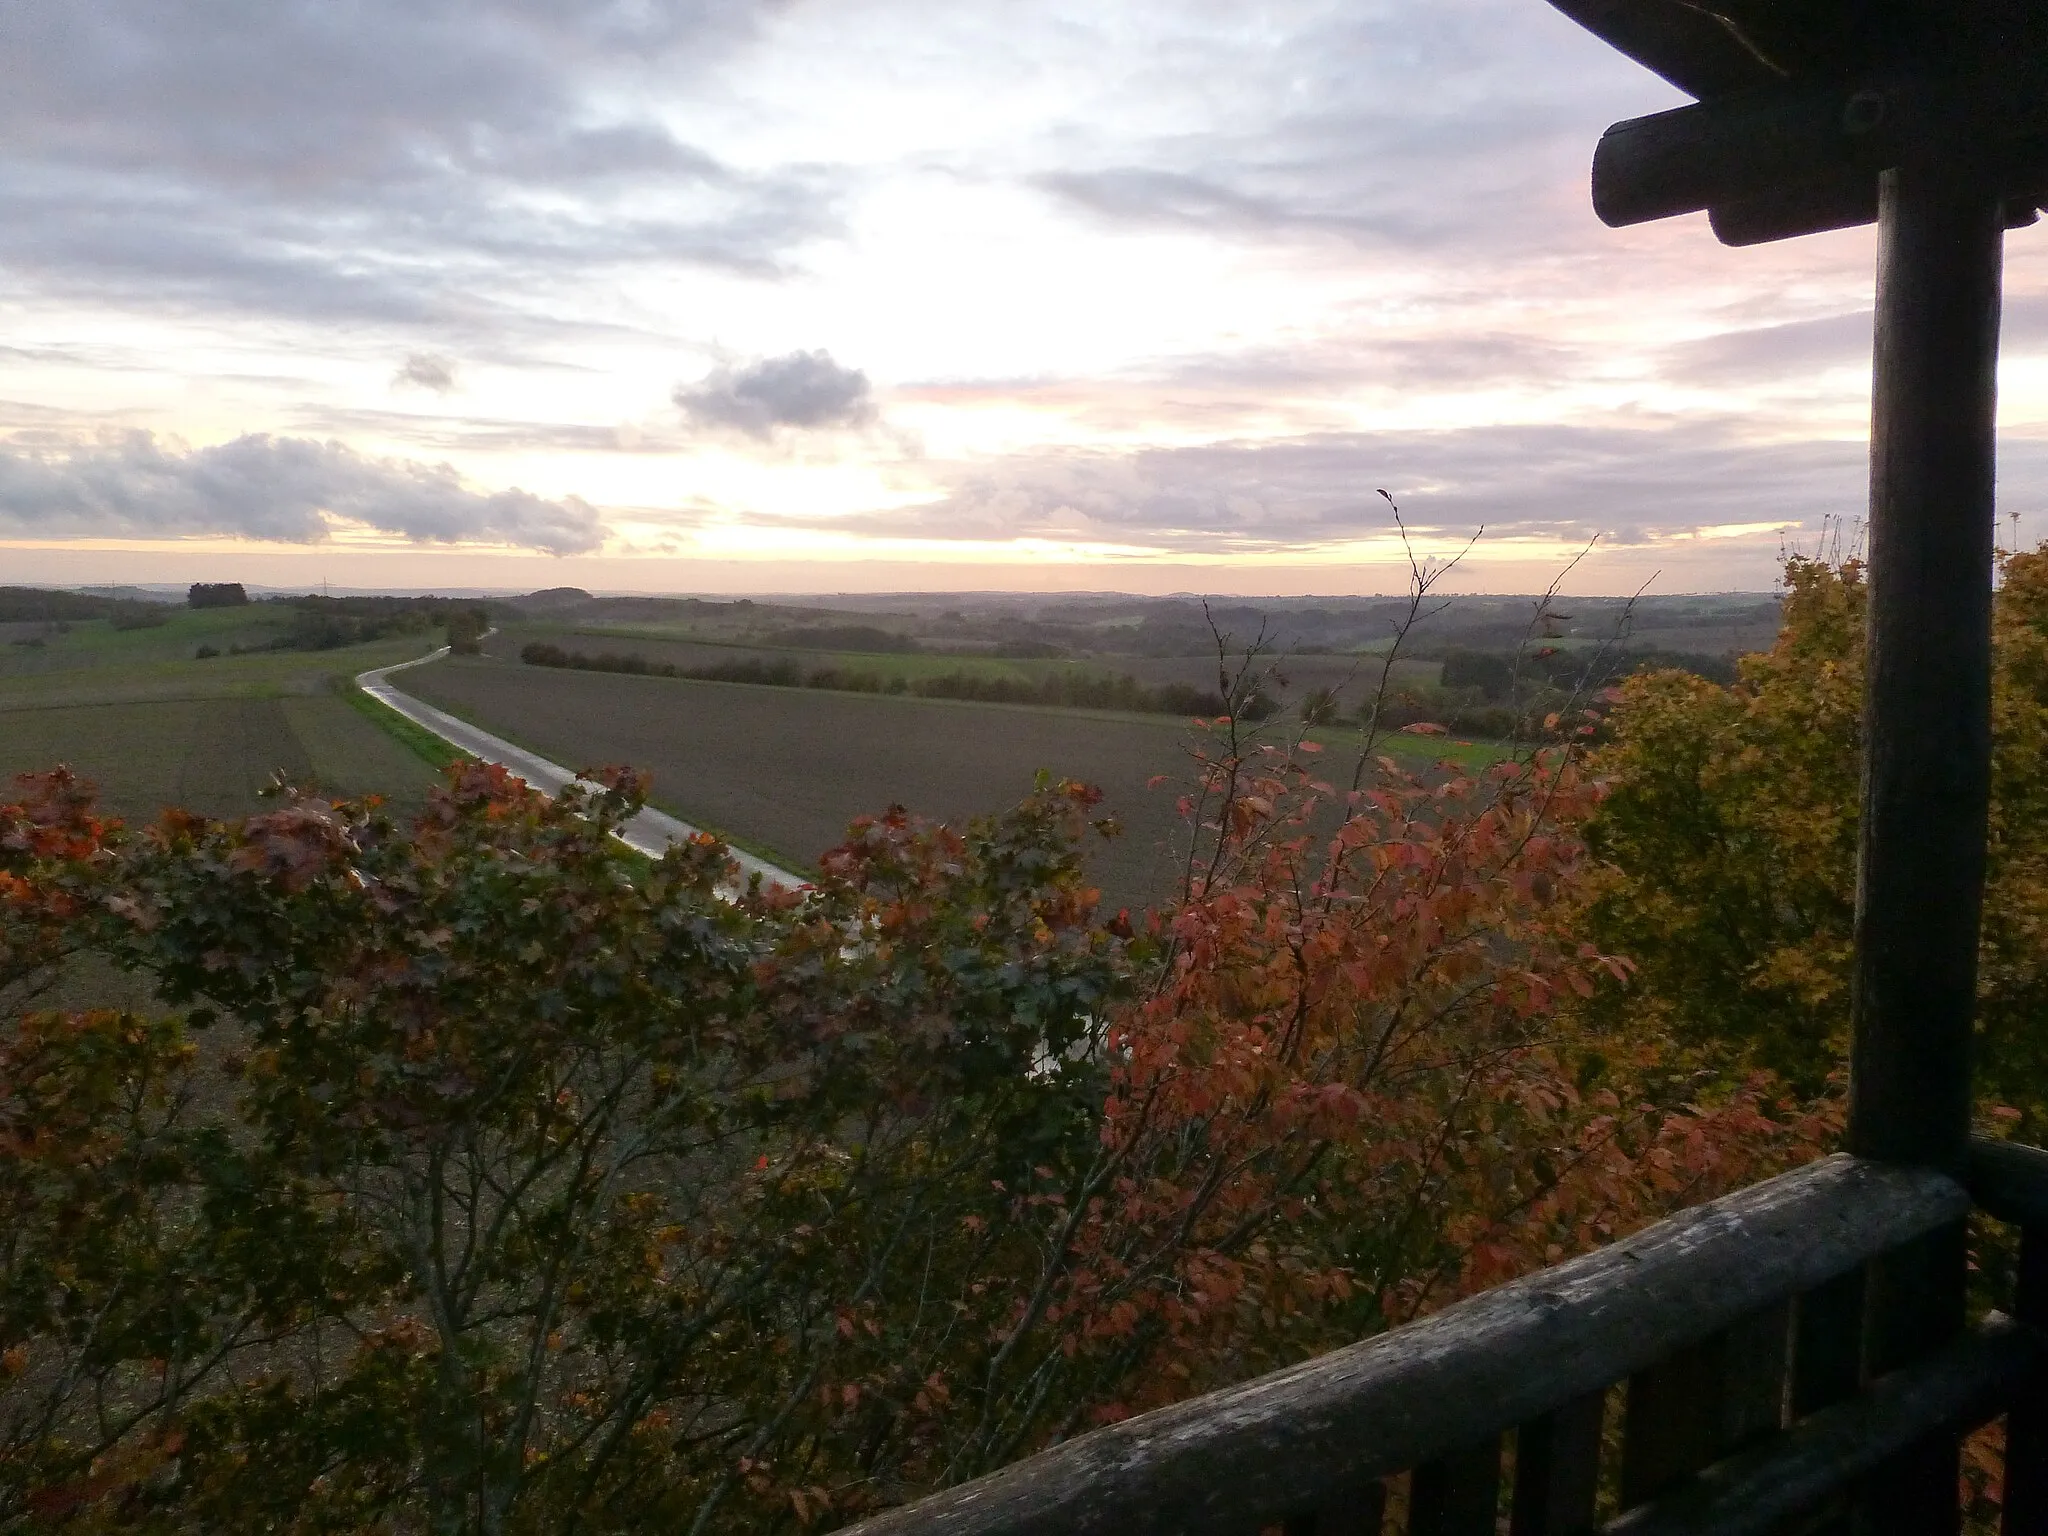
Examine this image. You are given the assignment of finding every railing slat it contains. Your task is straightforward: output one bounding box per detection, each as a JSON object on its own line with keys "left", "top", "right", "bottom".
{"left": 1620, "top": 1337, "right": 1722, "bottom": 1506}
{"left": 1787, "top": 1272, "right": 1865, "bottom": 1536}
{"left": 1410, "top": 1438, "right": 1502, "bottom": 1536}
{"left": 1856, "top": 1223, "right": 1970, "bottom": 1536}
{"left": 839, "top": 1156, "right": 1965, "bottom": 1536}
{"left": 1508, "top": 1390, "right": 1604, "bottom": 1536}
{"left": 1281, "top": 1481, "right": 1385, "bottom": 1536}
{"left": 1720, "top": 1301, "right": 1790, "bottom": 1447}
{"left": 1791, "top": 1269, "right": 1866, "bottom": 1420}
{"left": 1619, "top": 1305, "right": 1788, "bottom": 1509}
{"left": 1605, "top": 1316, "right": 2040, "bottom": 1536}
{"left": 2004, "top": 1226, "right": 2048, "bottom": 1536}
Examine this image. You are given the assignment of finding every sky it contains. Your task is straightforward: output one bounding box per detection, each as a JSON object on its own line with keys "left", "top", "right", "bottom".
{"left": 3, "top": 0, "right": 2046, "bottom": 597}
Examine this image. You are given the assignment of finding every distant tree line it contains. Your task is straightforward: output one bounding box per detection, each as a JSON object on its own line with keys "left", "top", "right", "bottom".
{"left": 0, "top": 587, "right": 168, "bottom": 631}
{"left": 193, "top": 596, "right": 495, "bottom": 655}
{"left": 1350, "top": 645, "right": 1742, "bottom": 742}
{"left": 519, "top": 641, "right": 1275, "bottom": 719}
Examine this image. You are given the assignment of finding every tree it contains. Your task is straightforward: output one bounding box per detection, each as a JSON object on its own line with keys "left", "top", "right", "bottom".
{"left": 446, "top": 608, "right": 489, "bottom": 655}
{"left": 186, "top": 584, "right": 248, "bottom": 610}
{"left": 1576, "top": 546, "right": 2048, "bottom": 1129}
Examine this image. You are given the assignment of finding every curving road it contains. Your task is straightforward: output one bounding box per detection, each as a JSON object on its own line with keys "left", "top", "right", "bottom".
{"left": 355, "top": 648, "right": 801, "bottom": 887}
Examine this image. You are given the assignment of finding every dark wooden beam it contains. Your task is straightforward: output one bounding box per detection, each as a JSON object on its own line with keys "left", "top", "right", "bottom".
{"left": 1846, "top": 159, "right": 2004, "bottom": 1536}
{"left": 1589, "top": 69, "right": 2048, "bottom": 237}
{"left": 1543, "top": 0, "right": 1784, "bottom": 99}
{"left": 1592, "top": 84, "right": 1883, "bottom": 227}
{"left": 1848, "top": 163, "right": 2003, "bottom": 1177}
{"left": 1709, "top": 169, "right": 1879, "bottom": 245}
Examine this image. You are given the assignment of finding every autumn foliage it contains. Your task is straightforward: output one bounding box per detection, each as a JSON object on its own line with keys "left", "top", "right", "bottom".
{"left": 23, "top": 547, "right": 2033, "bottom": 1528}
{"left": 1579, "top": 547, "right": 2048, "bottom": 1131}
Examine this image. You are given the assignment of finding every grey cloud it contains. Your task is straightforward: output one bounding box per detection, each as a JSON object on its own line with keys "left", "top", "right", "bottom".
{"left": 674, "top": 351, "right": 878, "bottom": 439}
{"left": 0, "top": 2, "right": 836, "bottom": 334}
{"left": 1026, "top": 1, "right": 1667, "bottom": 258}
{"left": 1669, "top": 313, "right": 1874, "bottom": 384}
{"left": 394, "top": 353, "right": 458, "bottom": 393}
{"left": 0, "top": 431, "right": 603, "bottom": 554}
{"left": 817, "top": 420, "right": 1991, "bottom": 554}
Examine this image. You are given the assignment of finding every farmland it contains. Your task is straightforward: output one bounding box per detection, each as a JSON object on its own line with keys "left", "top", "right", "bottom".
{"left": 409, "top": 653, "right": 1350, "bottom": 910}
{"left": 1, "top": 581, "right": 1771, "bottom": 908}
{"left": 0, "top": 603, "right": 448, "bottom": 825}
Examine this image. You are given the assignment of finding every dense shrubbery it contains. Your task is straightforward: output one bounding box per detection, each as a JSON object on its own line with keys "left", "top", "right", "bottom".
{"left": 186, "top": 583, "right": 249, "bottom": 609}
{"left": 519, "top": 641, "right": 1277, "bottom": 719}
{"left": 9, "top": 551, "right": 2043, "bottom": 1528}
{"left": 0, "top": 680, "right": 1831, "bottom": 1529}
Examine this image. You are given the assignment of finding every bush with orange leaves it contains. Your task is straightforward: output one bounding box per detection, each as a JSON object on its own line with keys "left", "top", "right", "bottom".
{"left": 996, "top": 717, "right": 1840, "bottom": 1435}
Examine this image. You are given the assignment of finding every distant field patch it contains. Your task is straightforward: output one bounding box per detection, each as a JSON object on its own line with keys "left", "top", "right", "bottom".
{"left": 0, "top": 608, "right": 449, "bottom": 821}
{"left": 0, "top": 694, "right": 441, "bottom": 824}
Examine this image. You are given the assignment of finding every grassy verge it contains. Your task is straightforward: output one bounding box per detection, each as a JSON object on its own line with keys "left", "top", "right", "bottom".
{"left": 659, "top": 816, "right": 806, "bottom": 880}
{"left": 342, "top": 682, "right": 473, "bottom": 771}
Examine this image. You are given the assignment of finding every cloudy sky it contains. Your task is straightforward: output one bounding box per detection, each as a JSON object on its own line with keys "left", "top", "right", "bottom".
{"left": 4, "top": 0, "right": 2046, "bottom": 596}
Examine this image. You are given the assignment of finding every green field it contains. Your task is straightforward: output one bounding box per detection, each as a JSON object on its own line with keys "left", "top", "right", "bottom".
{"left": 0, "top": 607, "right": 448, "bottom": 824}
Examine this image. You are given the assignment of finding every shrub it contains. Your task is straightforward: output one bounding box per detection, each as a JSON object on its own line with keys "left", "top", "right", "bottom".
{"left": 188, "top": 582, "right": 250, "bottom": 609}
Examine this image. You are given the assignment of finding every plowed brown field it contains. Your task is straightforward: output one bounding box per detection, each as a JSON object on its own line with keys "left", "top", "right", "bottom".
{"left": 404, "top": 655, "right": 1236, "bottom": 912}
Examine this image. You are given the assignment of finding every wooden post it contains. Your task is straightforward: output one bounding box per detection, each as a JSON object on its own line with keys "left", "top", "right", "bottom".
{"left": 1849, "top": 158, "right": 2003, "bottom": 1172}
{"left": 1848, "top": 158, "right": 2004, "bottom": 1536}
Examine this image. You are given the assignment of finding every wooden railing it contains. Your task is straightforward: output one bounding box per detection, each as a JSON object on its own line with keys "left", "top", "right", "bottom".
{"left": 844, "top": 1142, "right": 2048, "bottom": 1536}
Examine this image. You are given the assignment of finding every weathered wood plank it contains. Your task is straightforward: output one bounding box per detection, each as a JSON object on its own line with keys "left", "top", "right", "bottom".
{"left": 838, "top": 1157, "right": 1964, "bottom": 1536}
{"left": 1509, "top": 1391, "right": 1604, "bottom": 1536}
{"left": 1604, "top": 1316, "right": 2041, "bottom": 1536}
{"left": 1967, "top": 1138, "right": 2048, "bottom": 1229}
{"left": 1410, "top": 1438, "right": 1501, "bottom": 1536}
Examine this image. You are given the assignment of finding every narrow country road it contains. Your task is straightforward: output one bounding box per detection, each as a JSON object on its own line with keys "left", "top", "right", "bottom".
{"left": 356, "top": 648, "right": 802, "bottom": 887}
